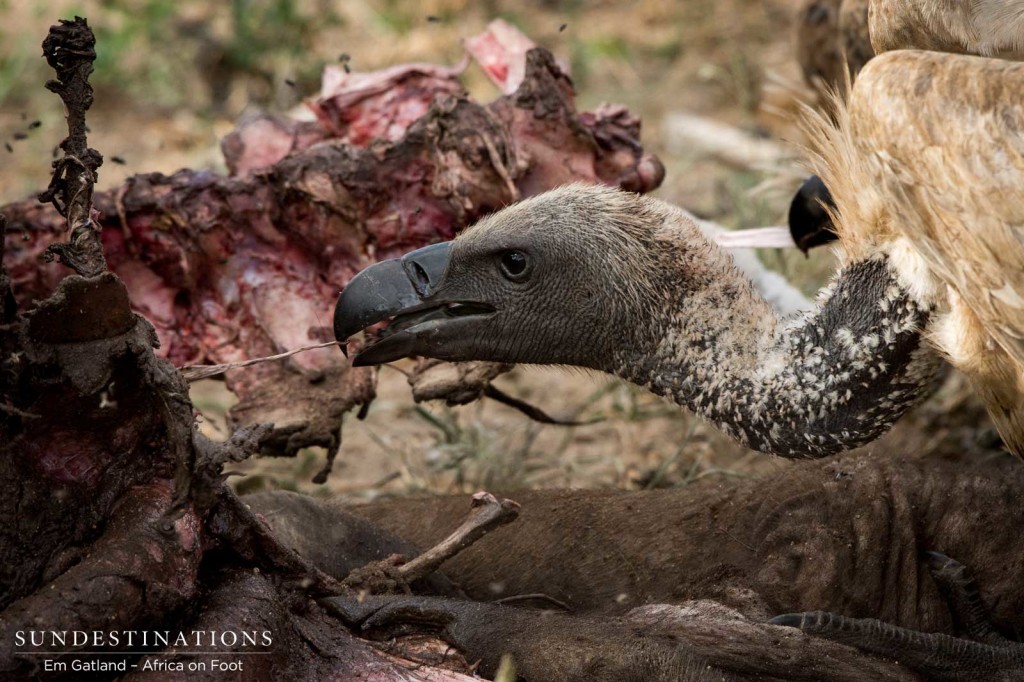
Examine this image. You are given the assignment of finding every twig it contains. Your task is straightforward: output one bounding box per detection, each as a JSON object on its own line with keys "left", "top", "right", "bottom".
{"left": 38, "top": 17, "right": 106, "bottom": 277}
{"left": 484, "top": 384, "right": 602, "bottom": 426}
{"left": 177, "top": 340, "right": 340, "bottom": 382}
{"left": 398, "top": 492, "right": 519, "bottom": 584}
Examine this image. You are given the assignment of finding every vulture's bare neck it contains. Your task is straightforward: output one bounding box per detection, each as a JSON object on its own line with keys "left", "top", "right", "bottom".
{"left": 609, "top": 245, "right": 941, "bottom": 458}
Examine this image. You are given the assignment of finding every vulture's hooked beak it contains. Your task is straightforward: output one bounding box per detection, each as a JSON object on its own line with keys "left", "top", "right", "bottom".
{"left": 788, "top": 175, "right": 838, "bottom": 254}
{"left": 334, "top": 242, "right": 495, "bottom": 366}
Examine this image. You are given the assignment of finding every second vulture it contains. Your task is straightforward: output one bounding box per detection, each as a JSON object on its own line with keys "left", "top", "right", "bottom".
{"left": 335, "top": 50, "right": 1024, "bottom": 459}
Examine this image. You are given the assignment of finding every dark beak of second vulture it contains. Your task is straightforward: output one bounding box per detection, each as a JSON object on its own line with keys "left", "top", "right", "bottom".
{"left": 334, "top": 241, "right": 494, "bottom": 365}
{"left": 788, "top": 175, "right": 838, "bottom": 253}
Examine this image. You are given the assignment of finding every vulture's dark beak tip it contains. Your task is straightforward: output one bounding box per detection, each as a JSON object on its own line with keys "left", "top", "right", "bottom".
{"left": 788, "top": 175, "right": 838, "bottom": 254}
{"left": 333, "top": 242, "right": 455, "bottom": 365}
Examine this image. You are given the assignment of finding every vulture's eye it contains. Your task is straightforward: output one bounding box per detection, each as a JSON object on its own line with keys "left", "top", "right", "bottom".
{"left": 499, "top": 250, "right": 530, "bottom": 280}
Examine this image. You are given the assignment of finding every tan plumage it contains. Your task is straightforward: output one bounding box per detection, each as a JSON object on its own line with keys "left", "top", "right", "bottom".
{"left": 870, "top": 0, "right": 1024, "bottom": 56}
{"left": 803, "top": 50, "right": 1024, "bottom": 454}
{"left": 796, "top": 0, "right": 1023, "bottom": 99}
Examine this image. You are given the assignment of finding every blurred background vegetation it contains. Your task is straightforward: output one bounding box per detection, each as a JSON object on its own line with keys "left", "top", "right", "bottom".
{"left": 0, "top": 0, "right": 811, "bottom": 207}
{"left": 1, "top": 0, "right": 846, "bottom": 498}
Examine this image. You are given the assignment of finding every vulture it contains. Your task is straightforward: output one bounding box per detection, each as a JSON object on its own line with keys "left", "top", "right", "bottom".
{"left": 797, "top": 0, "right": 1024, "bottom": 97}
{"left": 335, "top": 50, "right": 1024, "bottom": 458}
{"left": 792, "top": 0, "right": 1024, "bottom": 249}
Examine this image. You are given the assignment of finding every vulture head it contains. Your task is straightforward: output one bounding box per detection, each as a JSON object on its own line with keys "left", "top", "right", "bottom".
{"left": 336, "top": 184, "right": 702, "bottom": 373}
{"left": 336, "top": 183, "right": 943, "bottom": 458}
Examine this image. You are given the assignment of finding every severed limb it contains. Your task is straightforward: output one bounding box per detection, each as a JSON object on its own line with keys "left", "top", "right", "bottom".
{"left": 323, "top": 592, "right": 922, "bottom": 682}
{"left": 322, "top": 594, "right": 714, "bottom": 682}
{"left": 4, "top": 44, "right": 661, "bottom": 475}
{"left": 769, "top": 552, "right": 1024, "bottom": 681}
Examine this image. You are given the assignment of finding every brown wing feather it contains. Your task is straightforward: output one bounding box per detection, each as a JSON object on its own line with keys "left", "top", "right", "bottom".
{"left": 870, "top": 0, "right": 1024, "bottom": 58}
{"left": 804, "top": 50, "right": 1024, "bottom": 453}
{"left": 853, "top": 52, "right": 1024, "bottom": 364}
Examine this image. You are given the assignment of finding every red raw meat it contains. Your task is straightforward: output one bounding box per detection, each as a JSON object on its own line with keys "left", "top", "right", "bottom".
{"left": 3, "top": 27, "right": 663, "bottom": 462}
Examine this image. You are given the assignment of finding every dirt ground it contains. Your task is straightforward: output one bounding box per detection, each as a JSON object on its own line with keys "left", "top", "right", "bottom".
{"left": 4, "top": 0, "right": 949, "bottom": 501}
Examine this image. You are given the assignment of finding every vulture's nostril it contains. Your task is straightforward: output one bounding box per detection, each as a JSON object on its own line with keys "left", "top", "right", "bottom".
{"left": 401, "top": 242, "right": 451, "bottom": 298}
{"left": 411, "top": 261, "right": 430, "bottom": 294}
